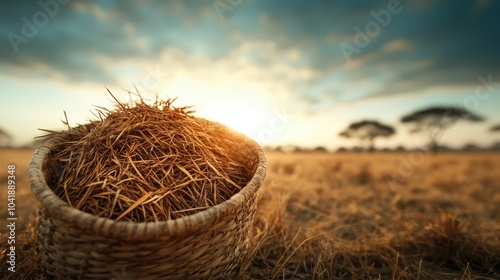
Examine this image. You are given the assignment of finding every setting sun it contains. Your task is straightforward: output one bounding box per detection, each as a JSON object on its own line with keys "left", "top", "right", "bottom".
{"left": 198, "top": 99, "right": 271, "bottom": 141}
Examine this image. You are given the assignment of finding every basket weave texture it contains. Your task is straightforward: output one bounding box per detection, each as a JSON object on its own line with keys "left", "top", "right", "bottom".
{"left": 29, "top": 123, "right": 267, "bottom": 279}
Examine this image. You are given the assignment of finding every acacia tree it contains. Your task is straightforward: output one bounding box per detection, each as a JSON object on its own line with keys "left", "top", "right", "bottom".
{"left": 400, "top": 106, "right": 483, "bottom": 152}
{"left": 490, "top": 125, "right": 500, "bottom": 150}
{"left": 339, "top": 120, "right": 395, "bottom": 151}
{"left": 491, "top": 124, "right": 500, "bottom": 132}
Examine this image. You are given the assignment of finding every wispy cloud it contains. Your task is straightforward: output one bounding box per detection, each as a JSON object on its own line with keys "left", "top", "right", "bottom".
{"left": 1, "top": 0, "right": 499, "bottom": 148}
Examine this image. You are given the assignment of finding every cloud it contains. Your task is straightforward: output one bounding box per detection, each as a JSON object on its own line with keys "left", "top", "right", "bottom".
{"left": 382, "top": 39, "right": 413, "bottom": 53}
{"left": 330, "top": 1, "right": 499, "bottom": 102}
{"left": 1, "top": 0, "right": 499, "bottom": 117}
{"left": 474, "top": 0, "right": 494, "bottom": 11}
{"left": 0, "top": 0, "right": 229, "bottom": 84}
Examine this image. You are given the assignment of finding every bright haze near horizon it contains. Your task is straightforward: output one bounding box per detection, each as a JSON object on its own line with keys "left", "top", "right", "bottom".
{"left": 1, "top": 0, "right": 500, "bottom": 150}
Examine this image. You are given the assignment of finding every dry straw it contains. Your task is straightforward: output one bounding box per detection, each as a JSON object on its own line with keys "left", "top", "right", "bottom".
{"left": 29, "top": 92, "right": 267, "bottom": 278}
{"left": 42, "top": 93, "right": 251, "bottom": 222}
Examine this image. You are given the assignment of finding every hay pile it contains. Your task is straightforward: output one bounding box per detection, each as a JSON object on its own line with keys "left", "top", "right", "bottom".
{"left": 43, "top": 95, "right": 252, "bottom": 222}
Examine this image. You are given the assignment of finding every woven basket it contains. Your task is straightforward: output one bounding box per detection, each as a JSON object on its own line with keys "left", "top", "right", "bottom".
{"left": 28, "top": 123, "right": 267, "bottom": 279}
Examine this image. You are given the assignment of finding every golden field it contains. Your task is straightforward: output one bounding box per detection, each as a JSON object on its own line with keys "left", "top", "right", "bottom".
{"left": 1, "top": 148, "right": 499, "bottom": 279}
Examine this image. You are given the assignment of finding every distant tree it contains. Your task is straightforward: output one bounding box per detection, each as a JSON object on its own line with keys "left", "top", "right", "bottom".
{"left": 395, "top": 145, "right": 406, "bottom": 152}
{"left": 0, "top": 127, "right": 12, "bottom": 147}
{"left": 491, "top": 124, "right": 500, "bottom": 132}
{"left": 274, "top": 146, "right": 284, "bottom": 153}
{"left": 313, "top": 146, "right": 328, "bottom": 153}
{"left": 292, "top": 146, "right": 305, "bottom": 153}
{"left": 350, "top": 146, "right": 365, "bottom": 152}
{"left": 491, "top": 141, "right": 500, "bottom": 151}
{"left": 491, "top": 125, "right": 500, "bottom": 151}
{"left": 281, "top": 145, "right": 297, "bottom": 153}
{"left": 401, "top": 106, "right": 484, "bottom": 152}
{"left": 462, "top": 143, "right": 481, "bottom": 151}
{"left": 339, "top": 120, "right": 395, "bottom": 151}
{"left": 336, "top": 147, "right": 348, "bottom": 153}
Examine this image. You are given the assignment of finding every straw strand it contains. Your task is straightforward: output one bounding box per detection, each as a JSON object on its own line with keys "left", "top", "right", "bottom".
{"left": 44, "top": 96, "right": 252, "bottom": 222}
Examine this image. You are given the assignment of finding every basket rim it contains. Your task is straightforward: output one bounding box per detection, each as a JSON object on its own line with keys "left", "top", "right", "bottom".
{"left": 29, "top": 122, "right": 267, "bottom": 241}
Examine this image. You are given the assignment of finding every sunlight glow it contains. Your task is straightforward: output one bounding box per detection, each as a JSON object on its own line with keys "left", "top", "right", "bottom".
{"left": 198, "top": 99, "right": 270, "bottom": 140}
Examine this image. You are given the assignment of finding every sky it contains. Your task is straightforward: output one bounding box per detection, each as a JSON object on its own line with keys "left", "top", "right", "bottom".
{"left": 1, "top": 0, "right": 500, "bottom": 150}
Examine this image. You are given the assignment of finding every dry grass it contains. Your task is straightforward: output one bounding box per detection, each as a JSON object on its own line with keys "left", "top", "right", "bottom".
{"left": 41, "top": 95, "right": 251, "bottom": 222}
{"left": 1, "top": 150, "right": 500, "bottom": 279}
{"left": 0, "top": 148, "right": 41, "bottom": 279}
{"left": 245, "top": 152, "right": 500, "bottom": 279}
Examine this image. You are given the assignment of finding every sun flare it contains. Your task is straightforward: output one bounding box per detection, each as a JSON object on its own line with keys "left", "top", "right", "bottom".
{"left": 198, "top": 99, "right": 270, "bottom": 141}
